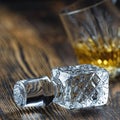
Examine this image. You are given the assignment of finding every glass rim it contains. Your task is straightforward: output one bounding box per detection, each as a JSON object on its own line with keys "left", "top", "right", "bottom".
{"left": 60, "top": 0, "right": 106, "bottom": 16}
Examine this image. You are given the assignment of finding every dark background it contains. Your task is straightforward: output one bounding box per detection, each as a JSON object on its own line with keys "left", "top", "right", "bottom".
{"left": 0, "top": 0, "right": 76, "bottom": 23}
{"left": 0, "top": 0, "right": 119, "bottom": 24}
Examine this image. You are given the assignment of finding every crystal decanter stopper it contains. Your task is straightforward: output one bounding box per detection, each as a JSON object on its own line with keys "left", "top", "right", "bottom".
{"left": 13, "top": 64, "right": 109, "bottom": 109}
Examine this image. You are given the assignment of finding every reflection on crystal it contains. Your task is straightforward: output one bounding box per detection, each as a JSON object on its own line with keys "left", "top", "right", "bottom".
{"left": 13, "top": 76, "right": 55, "bottom": 107}
{"left": 52, "top": 64, "right": 109, "bottom": 109}
{"left": 13, "top": 64, "right": 109, "bottom": 110}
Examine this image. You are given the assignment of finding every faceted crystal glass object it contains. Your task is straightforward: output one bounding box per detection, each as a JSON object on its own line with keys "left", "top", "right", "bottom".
{"left": 13, "top": 64, "right": 109, "bottom": 110}
{"left": 13, "top": 76, "right": 55, "bottom": 107}
{"left": 60, "top": 0, "right": 120, "bottom": 78}
{"left": 52, "top": 65, "right": 109, "bottom": 109}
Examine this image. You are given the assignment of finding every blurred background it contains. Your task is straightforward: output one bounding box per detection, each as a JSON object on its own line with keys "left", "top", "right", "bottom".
{"left": 0, "top": 0, "right": 78, "bottom": 24}
{"left": 0, "top": 0, "right": 119, "bottom": 24}
{"left": 0, "top": 0, "right": 119, "bottom": 65}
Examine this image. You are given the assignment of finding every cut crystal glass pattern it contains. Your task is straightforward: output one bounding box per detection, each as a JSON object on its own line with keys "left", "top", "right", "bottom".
{"left": 13, "top": 64, "right": 109, "bottom": 109}
{"left": 52, "top": 64, "right": 109, "bottom": 109}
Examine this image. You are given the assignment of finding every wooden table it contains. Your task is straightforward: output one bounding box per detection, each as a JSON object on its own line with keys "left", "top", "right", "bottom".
{"left": 0, "top": 7, "right": 120, "bottom": 120}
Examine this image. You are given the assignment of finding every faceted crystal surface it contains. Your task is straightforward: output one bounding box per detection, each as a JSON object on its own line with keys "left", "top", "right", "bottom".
{"left": 13, "top": 76, "right": 55, "bottom": 107}
{"left": 52, "top": 64, "right": 109, "bottom": 109}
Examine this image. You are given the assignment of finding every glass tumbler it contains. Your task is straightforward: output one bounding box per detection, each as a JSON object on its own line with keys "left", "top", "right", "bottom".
{"left": 60, "top": 0, "right": 120, "bottom": 78}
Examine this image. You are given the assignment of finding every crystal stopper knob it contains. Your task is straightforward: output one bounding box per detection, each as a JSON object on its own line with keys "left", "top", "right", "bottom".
{"left": 13, "top": 64, "right": 109, "bottom": 109}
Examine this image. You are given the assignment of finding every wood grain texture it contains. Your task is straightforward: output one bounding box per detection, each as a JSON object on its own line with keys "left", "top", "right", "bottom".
{"left": 0, "top": 7, "right": 120, "bottom": 120}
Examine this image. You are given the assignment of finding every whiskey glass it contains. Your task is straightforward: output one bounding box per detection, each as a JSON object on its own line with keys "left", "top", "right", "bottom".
{"left": 60, "top": 0, "right": 120, "bottom": 78}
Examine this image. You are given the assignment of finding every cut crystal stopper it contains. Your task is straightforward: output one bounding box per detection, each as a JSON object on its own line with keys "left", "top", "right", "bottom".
{"left": 13, "top": 76, "right": 55, "bottom": 107}
{"left": 13, "top": 64, "right": 109, "bottom": 109}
